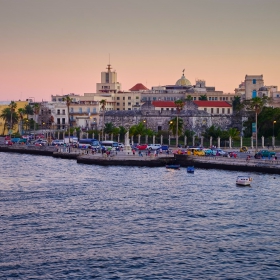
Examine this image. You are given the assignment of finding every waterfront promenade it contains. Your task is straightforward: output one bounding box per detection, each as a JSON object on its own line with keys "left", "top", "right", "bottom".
{"left": 1, "top": 143, "right": 280, "bottom": 174}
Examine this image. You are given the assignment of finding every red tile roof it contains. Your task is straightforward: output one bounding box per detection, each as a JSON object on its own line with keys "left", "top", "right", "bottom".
{"left": 129, "top": 83, "right": 149, "bottom": 91}
{"left": 152, "top": 101, "right": 177, "bottom": 107}
{"left": 193, "top": 101, "right": 231, "bottom": 107}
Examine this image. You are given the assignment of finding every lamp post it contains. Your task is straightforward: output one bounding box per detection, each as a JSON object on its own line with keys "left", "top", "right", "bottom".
{"left": 273, "top": 120, "right": 276, "bottom": 149}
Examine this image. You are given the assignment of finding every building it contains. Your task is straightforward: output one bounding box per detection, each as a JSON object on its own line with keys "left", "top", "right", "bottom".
{"left": 193, "top": 101, "right": 232, "bottom": 115}
{"left": 244, "top": 75, "right": 264, "bottom": 100}
{"left": 0, "top": 100, "right": 28, "bottom": 135}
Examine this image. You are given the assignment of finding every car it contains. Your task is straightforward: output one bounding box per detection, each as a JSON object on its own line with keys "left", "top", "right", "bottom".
{"left": 212, "top": 149, "right": 227, "bottom": 156}
{"left": 254, "top": 150, "right": 276, "bottom": 158}
{"left": 5, "top": 140, "right": 13, "bottom": 146}
{"left": 51, "top": 140, "right": 64, "bottom": 146}
{"left": 5, "top": 136, "right": 11, "bottom": 141}
{"left": 118, "top": 143, "right": 124, "bottom": 148}
{"left": 136, "top": 144, "right": 148, "bottom": 150}
{"left": 228, "top": 151, "right": 237, "bottom": 158}
{"left": 240, "top": 146, "right": 248, "bottom": 152}
{"left": 161, "top": 145, "right": 169, "bottom": 151}
{"left": 203, "top": 148, "right": 214, "bottom": 156}
{"left": 147, "top": 144, "right": 161, "bottom": 150}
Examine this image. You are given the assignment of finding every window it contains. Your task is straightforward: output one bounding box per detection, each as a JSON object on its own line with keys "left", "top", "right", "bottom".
{"left": 193, "top": 97, "right": 196, "bottom": 100}
{"left": 253, "top": 79, "right": 256, "bottom": 84}
{"left": 128, "top": 108, "right": 131, "bottom": 110}
{"left": 217, "top": 108, "right": 219, "bottom": 113}
{"left": 106, "top": 73, "right": 109, "bottom": 83}
{"left": 136, "top": 96, "right": 139, "bottom": 99}
{"left": 117, "top": 97, "right": 120, "bottom": 100}
{"left": 87, "top": 108, "right": 90, "bottom": 113}
{"left": 123, "top": 97, "right": 125, "bottom": 100}
{"left": 57, "top": 109, "right": 60, "bottom": 115}
{"left": 117, "top": 108, "right": 119, "bottom": 110}
{"left": 222, "top": 108, "right": 225, "bottom": 114}
{"left": 128, "top": 102, "right": 131, "bottom": 105}
{"left": 123, "top": 103, "right": 125, "bottom": 106}
{"left": 204, "top": 108, "right": 207, "bottom": 111}
{"left": 220, "top": 97, "right": 222, "bottom": 101}
{"left": 228, "top": 108, "right": 230, "bottom": 114}
{"left": 70, "top": 108, "right": 74, "bottom": 113}
{"left": 92, "top": 108, "right": 96, "bottom": 113}
{"left": 62, "top": 109, "right": 65, "bottom": 115}
{"left": 211, "top": 108, "right": 214, "bottom": 113}
{"left": 209, "top": 97, "right": 212, "bottom": 100}
{"left": 215, "top": 97, "right": 218, "bottom": 100}
{"left": 116, "top": 102, "right": 120, "bottom": 106}
{"left": 128, "top": 97, "right": 131, "bottom": 100}
{"left": 79, "top": 108, "right": 82, "bottom": 113}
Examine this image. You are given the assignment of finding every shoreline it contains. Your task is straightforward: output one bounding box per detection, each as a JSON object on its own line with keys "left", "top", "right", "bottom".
{"left": 0, "top": 145, "right": 280, "bottom": 174}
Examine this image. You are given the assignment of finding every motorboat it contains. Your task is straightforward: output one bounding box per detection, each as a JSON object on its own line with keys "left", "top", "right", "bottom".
{"left": 236, "top": 176, "right": 253, "bottom": 186}
{"left": 166, "top": 164, "right": 180, "bottom": 170}
{"left": 187, "top": 166, "right": 195, "bottom": 173}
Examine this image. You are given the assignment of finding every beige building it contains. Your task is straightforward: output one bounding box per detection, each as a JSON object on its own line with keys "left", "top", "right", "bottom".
{"left": 244, "top": 75, "right": 264, "bottom": 100}
{"left": 193, "top": 101, "right": 232, "bottom": 115}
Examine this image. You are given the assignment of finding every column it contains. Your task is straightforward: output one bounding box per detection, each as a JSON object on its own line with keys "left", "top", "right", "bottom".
{"left": 98, "top": 133, "right": 100, "bottom": 141}
{"left": 168, "top": 135, "right": 171, "bottom": 146}
{"left": 192, "top": 135, "right": 195, "bottom": 146}
{"left": 145, "top": 135, "right": 148, "bottom": 144}
{"left": 184, "top": 136, "right": 187, "bottom": 147}
{"left": 201, "top": 136, "right": 204, "bottom": 147}
{"left": 92, "top": 133, "right": 95, "bottom": 139}
{"left": 210, "top": 136, "right": 212, "bottom": 148}
{"left": 131, "top": 136, "right": 133, "bottom": 145}
{"left": 86, "top": 132, "right": 88, "bottom": 139}
{"left": 240, "top": 136, "right": 243, "bottom": 149}
{"left": 138, "top": 134, "right": 141, "bottom": 144}
{"left": 251, "top": 136, "right": 254, "bottom": 149}
{"left": 272, "top": 136, "right": 275, "bottom": 149}
{"left": 105, "top": 134, "right": 107, "bottom": 141}
{"left": 111, "top": 134, "right": 113, "bottom": 141}
{"left": 229, "top": 136, "right": 232, "bottom": 149}
{"left": 153, "top": 135, "right": 155, "bottom": 144}
{"left": 160, "top": 135, "right": 163, "bottom": 145}
{"left": 63, "top": 132, "right": 65, "bottom": 142}
{"left": 217, "top": 137, "right": 220, "bottom": 148}
{"left": 118, "top": 134, "right": 120, "bottom": 143}
{"left": 262, "top": 136, "right": 264, "bottom": 148}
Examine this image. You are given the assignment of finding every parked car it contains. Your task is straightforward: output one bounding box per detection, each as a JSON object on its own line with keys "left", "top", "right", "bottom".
{"left": 212, "top": 149, "right": 227, "bottom": 156}
{"left": 5, "top": 140, "right": 13, "bottom": 146}
{"left": 51, "top": 140, "right": 64, "bottom": 146}
{"left": 228, "top": 151, "right": 238, "bottom": 158}
{"left": 161, "top": 145, "right": 169, "bottom": 151}
{"left": 240, "top": 146, "right": 248, "bottom": 152}
{"left": 118, "top": 143, "right": 124, "bottom": 148}
{"left": 136, "top": 144, "right": 148, "bottom": 150}
{"left": 203, "top": 148, "right": 214, "bottom": 156}
{"left": 147, "top": 144, "right": 161, "bottom": 150}
{"left": 254, "top": 150, "right": 276, "bottom": 158}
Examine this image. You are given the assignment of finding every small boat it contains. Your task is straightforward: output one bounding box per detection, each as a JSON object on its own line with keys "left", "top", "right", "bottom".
{"left": 166, "top": 164, "right": 180, "bottom": 170}
{"left": 187, "top": 166, "right": 195, "bottom": 173}
{"left": 236, "top": 176, "right": 253, "bottom": 186}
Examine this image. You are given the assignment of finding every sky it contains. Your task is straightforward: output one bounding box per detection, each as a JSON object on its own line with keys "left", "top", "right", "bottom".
{"left": 1, "top": 0, "right": 280, "bottom": 101}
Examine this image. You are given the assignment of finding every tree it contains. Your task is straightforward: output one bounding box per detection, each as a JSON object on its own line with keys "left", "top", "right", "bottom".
{"left": 24, "top": 104, "right": 34, "bottom": 118}
{"left": 99, "top": 99, "right": 107, "bottom": 141}
{"left": 18, "top": 108, "right": 26, "bottom": 134}
{"left": 185, "top": 95, "right": 193, "bottom": 102}
{"left": 32, "top": 103, "right": 40, "bottom": 132}
{"left": 199, "top": 94, "right": 207, "bottom": 101}
{"left": 232, "top": 96, "right": 243, "bottom": 113}
{"left": 184, "top": 129, "right": 195, "bottom": 145}
{"left": 228, "top": 127, "right": 240, "bottom": 140}
{"left": 243, "top": 96, "right": 269, "bottom": 151}
{"left": 63, "top": 96, "right": 73, "bottom": 138}
{"left": 9, "top": 101, "right": 17, "bottom": 131}
{"left": 169, "top": 117, "right": 184, "bottom": 138}
{"left": 174, "top": 100, "right": 185, "bottom": 147}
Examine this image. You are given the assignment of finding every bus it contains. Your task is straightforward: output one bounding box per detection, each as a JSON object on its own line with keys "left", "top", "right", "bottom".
{"left": 101, "top": 141, "right": 119, "bottom": 151}
{"left": 79, "top": 138, "right": 101, "bottom": 149}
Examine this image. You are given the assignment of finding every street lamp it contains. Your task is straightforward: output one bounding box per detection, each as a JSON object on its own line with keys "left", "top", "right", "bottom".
{"left": 273, "top": 120, "right": 276, "bottom": 149}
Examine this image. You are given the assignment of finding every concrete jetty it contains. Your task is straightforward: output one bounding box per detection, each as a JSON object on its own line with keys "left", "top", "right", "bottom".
{"left": 1, "top": 144, "right": 280, "bottom": 174}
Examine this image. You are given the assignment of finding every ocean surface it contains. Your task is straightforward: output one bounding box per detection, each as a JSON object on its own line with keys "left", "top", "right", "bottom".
{"left": 0, "top": 153, "right": 280, "bottom": 279}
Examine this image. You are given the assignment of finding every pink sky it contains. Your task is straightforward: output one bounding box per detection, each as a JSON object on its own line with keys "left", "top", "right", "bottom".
{"left": 1, "top": 0, "right": 280, "bottom": 101}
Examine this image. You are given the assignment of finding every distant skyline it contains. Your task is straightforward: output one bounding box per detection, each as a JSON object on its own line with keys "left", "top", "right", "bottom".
{"left": 1, "top": 0, "right": 280, "bottom": 101}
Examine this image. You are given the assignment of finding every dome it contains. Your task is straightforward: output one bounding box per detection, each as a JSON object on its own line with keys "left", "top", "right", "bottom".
{"left": 175, "top": 74, "right": 191, "bottom": 86}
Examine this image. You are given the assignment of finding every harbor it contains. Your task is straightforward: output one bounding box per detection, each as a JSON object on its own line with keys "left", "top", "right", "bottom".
{"left": 1, "top": 144, "right": 280, "bottom": 174}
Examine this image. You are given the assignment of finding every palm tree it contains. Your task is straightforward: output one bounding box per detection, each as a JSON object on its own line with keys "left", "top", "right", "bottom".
{"left": 18, "top": 108, "right": 26, "bottom": 135}
{"left": 244, "top": 96, "right": 269, "bottom": 152}
{"left": 32, "top": 103, "right": 40, "bottom": 133}
{"left": 186, "top": 95, "right": 193, "bottom": 102}
{"left": 9, "top": 101, "right": 17, "bottom": 132}
{"left": 99, "top": 99, "right": 107, "bottom": 141}
{"left": 169, "top": 117, "right": 184, "bottom": 140}
{"left": 63, "top": 96, "right": 73, "bottom": 139}
{"left": 0, "top": 108, "right": 11, "bottom": 134}
{"left": 24, "top": 104, "right": 34, "bottom": 119}
{"left": 199, "top": 94, "right": 207, "bottom": 101}
{"left": 174, "top": 100, "right": 185, "bottom": 147}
